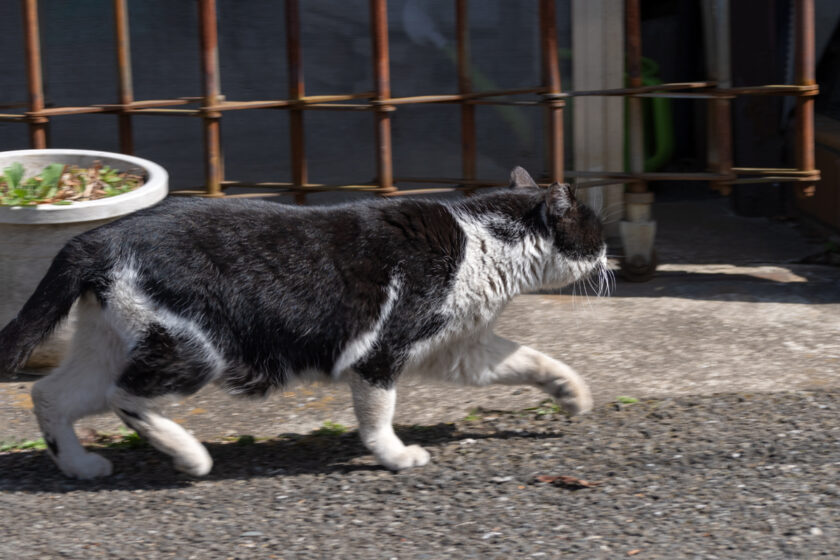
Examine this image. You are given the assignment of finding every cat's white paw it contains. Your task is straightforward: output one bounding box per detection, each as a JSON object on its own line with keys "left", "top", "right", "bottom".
{"left": 58, "top": 452, "right": 113, "bottom": 479}
{"left": 173, "top": 448, "right": 213, "bottom": 477}
{"left": 544, "top": 377, "right": 593, "bottom": 416}
{"left": 377, "top": 444, "right": 431, "bottom": 471}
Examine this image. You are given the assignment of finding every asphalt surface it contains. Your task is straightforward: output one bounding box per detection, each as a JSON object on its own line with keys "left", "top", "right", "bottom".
{"left": 1, "top": 391, "right": 838, "bottom": 559}
{"left": 1, "top": 198, "right": 839, "bottom": 559}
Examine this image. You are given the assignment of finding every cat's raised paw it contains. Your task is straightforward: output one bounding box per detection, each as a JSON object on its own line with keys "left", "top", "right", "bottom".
{"left": 58, "top": 452, "right": 113, "bottom": 479}
{"left": 377, "top": 444, "right": 431, "bottom": 471}
{"left": 544, "top": 377, "right": 593, "bottom": 416}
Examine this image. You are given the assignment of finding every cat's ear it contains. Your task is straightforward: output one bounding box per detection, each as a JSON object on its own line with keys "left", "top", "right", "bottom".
{"left": 509, "top": 166, "right": 539, "bottom": 189}
{"left": 545, "top": 182, "right": 575, "bottom": 216}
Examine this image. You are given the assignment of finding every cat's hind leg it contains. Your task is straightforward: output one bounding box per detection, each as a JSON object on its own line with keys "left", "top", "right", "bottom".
{"left": 32, "top": 362, "right": 114, "bottom": 479}
{"left": 436, "top": 333, "right": 593, "bottom": 415}
{"left": 109, "top": 389, "right": 212, "bottom": 476}
{"left": 31, "top": 296, "right": 124, "bottom": 479}
{"left": 349, "top": 373, "right": 430, "bottom": 470}
{"left": 108, "top": 322, "right": 219, "bottom": 476}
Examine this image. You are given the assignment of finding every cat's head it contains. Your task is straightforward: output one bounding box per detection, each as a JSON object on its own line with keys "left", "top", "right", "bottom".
{"left": 510, "top": 167, "right": 609, "bottom": 288}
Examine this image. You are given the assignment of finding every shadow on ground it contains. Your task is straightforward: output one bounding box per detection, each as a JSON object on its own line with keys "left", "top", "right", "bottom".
{"left": 0, "top": 421, "right": 567, "bottom": 493}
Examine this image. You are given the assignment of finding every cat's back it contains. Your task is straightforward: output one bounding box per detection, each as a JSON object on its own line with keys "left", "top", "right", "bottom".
{"left": 90, "top": 195, "right": 472, "bottom": 256}
{"left": 103, "top": 196, "right": 300, "bottom": 235}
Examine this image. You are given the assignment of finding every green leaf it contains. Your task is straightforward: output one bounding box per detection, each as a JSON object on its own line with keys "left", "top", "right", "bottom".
{"left": 51, "top": 200, "right": 73, "bottom": 205}
{"left": 617, "top": 396, "right": 639, "bottom": 404}
{"left": 3, "top": 162, "right": 24, "bottom": 189}
{"left": 38, "top": 163, "right": 64, "bottom": 191}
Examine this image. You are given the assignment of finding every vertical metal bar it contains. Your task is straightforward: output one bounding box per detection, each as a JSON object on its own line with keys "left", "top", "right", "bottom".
{"left": 539, "top": 0, "right": 564, "bottom": 184}
{"left": 370, "top": 0, "right": 395, "bottom": 193}
{"left": 713, "top": 0, "right": 733, "bottom": 195}
{"left": 711, "top": 96, "right": 733, "bottom": 195}
{"left": 703, "top": 0, "right": 733, "bottom": 195}
{"left": 114, "top": 0, "right": 134, "bottom": 154}
{"left": 620, "top": 0, "right": 657, "bottom": 280}
{"left": 198, "top": 0, "right": 223, "bottom": 196}
{"left": 22, "top": 0, "right": 47, "bottom": 149}
{"left": 625, "top": 0, "right": 646, "bottom": 196}
{"left": 795, "top": 0, "right": 816, "bottom": 196}
{"left": 286, "top": 0, "right": 307, "bottom": 204}
{"left": 456, "top": 0, "right": 476, "bottom": 193}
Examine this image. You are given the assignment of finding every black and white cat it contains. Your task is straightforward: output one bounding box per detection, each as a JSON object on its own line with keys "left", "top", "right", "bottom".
{"left": 0, "top": 167, "right": 608, "bottom": 479}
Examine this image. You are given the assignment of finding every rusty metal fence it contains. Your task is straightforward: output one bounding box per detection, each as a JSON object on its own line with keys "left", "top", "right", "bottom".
{"left": 1, "top": 0, "right": 820, "bottom": 204}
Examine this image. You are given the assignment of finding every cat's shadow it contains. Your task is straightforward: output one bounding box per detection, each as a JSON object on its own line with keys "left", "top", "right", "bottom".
{"left": 0, "top": 423, "right": 564, "bottom": 493}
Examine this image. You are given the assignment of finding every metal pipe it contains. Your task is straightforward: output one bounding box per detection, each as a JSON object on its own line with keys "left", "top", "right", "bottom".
{"left": 370, "top": 0, "right": 394, "bottom": 193}
{"left": 22, "top": 0, "right": 47, "bottom": 148}
{"left": 456, "top": 0, "right": 476, "bottom": 192}
{"left": 202, "top": 93, "right": 374, "bottom": 112}
{"left": 95, "top": 99, "right": 196, "bottom": 110}
{"left": 114, "top": 0, "right": 134, "bottom": 154}
{"left": 26, "top": 106, "right": 108, "bottom": 116}
{"left": 539, "top": 0, "right": 564, "bottom": 184}
{"left": 396, "top": 171, "right": 736, "bottom": 183}
{"left": 711, "top": 0, "right": 733, "bottom": 195}
{"left": 625, "top": 0, "right": 646, "bottom": 195}
{"left": 198, "top": 0, "right": 223, "bottom": 196}
{"left": 286, "top": 0, "right": 307, "bottom": 204}
{"left": 563, "top": 81, "right": 714, "bottom": 96}
{"left": 795, "top": 0, "right": 816, "bottom": 197}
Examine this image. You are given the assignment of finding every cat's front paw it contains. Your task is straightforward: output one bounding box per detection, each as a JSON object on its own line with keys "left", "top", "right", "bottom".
{"left": 173, "top": 447, "right": 213, "bottom": 477}
{"left": 377, "top": 444, "right": 431, "bottom": 471}
{"left": 543, "top": 377, "right": 593, "bottom": 416}
{"left": 58, "top": 452, "right": 113, "bottom": 479}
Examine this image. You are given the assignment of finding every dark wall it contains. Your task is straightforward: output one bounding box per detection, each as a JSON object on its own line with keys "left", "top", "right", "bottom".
{"left": 730, "top": 0, "right": 795, "bottom": 216}
{"left": 641, "top": 0, "right": 705, "bottom": 167}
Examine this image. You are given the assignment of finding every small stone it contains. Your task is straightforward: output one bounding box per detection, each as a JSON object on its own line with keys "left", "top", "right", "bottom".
{"left": 491, "top": 476, "right": 514, "bottom": 483}
{"left": 240, "top": 531, "right": 263, "bottom": 537}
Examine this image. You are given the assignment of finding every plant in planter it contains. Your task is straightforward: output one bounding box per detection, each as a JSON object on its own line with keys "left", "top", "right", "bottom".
{"left": 0, "top": 149, "right": 168, "bottom": 371}
{"left": 1, "top": 161, "right": 144, "bottom": 206}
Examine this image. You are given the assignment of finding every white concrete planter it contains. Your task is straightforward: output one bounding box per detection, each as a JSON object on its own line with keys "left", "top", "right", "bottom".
{"left": 0, "top": 149, "right": 168, "bottom": 370}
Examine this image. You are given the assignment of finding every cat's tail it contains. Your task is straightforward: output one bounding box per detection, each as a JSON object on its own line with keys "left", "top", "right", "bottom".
{"left": 0, "top": 243, "right": 90, "bottom": 374}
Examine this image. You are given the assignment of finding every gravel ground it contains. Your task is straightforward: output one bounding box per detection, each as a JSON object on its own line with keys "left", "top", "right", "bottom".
{"left": 1, "top": 390, "right": 838, "bottom": 559}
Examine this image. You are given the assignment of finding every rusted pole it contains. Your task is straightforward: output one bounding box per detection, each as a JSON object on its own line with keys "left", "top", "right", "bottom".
{"left": 625, "top": 0, "right": 645, "bottom": 196}
{"left": 539, "top": 0, "right": 564, "bottom": 184}
{"left": 713, "top": 0, "right": 733, "bottom": 196}
{"left": 456, "top": 0, "right": 476, "bottom": 193}
{"left": 198, "top": 0, "right": 223, "bottom": 196}
{"left": 370, "top": 0, "right": 395, "bottom": 193}
{"left": 795, "top": 0, "right": 816, "bottom": 197}
{"left": 620, "top": 0, "right": 657, "bottom": 281}
{"left": 702, "top": 0, "right": 733, "bottom": 195}
{"left": 22, "top": 0, "right": 47, "bottom": 148}
{"left": 114, "top": 0, "right": 134, "bottom": 154}
{"left": 286, "top": 0, "right": 308, "bottom": 204}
